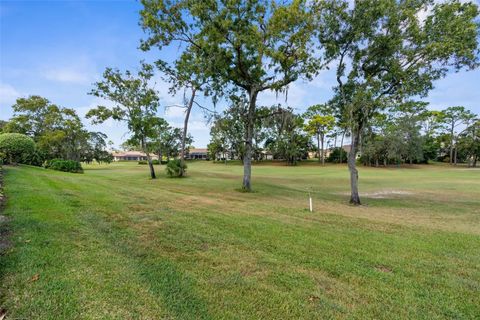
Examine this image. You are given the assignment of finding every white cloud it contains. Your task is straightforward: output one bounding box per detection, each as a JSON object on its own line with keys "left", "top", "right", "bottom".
{"left": 43, "top": 67, "right": 91, "bottom": 84}
{"left": 164, "top": 105, "right": 187, "bottom": 119}
{"left": 41, "top": 54, "right": 97, "bottom": 84}
{"left": 0, "top": 83, "right": 21, "bottom": 105}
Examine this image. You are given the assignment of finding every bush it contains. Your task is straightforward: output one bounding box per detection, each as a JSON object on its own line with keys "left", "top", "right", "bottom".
{"left": 45, "top": 159, "right": 83, "bottom": 173}
{"left": 0, "top": 133, "right": 36, "bottom": 165}
{"left": 165, "top": 159, "right": 187, "bottom": 177}
{"left": 327, "top": 147, "right": 348, "bottom": 163}
{"left": 138, "top": 159, "right": 160, "bottom": 165}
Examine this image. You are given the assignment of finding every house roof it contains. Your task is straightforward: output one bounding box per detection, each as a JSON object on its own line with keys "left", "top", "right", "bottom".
{"left": 112, "top": 151, "right": 147, "bottom": 157}
{"left": 188, "top": 148, "right": 208, "bottom": 153}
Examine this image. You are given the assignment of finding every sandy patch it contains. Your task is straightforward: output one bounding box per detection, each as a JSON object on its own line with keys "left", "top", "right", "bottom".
{"left": 337, "top": 190, "right": 413, "bottom": 199}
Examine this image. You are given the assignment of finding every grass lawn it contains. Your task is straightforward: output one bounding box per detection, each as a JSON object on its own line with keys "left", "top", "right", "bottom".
{"left": 1, "top": 161, "right": 479, "bottom": 319}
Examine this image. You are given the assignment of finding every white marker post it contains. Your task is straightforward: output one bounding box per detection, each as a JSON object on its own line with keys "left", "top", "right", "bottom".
{"left": 309, "top": 192, "right": 313, "bottom": 212}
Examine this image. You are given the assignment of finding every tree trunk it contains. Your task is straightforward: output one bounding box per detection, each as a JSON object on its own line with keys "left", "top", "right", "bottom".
{"left": 179, "top": 88, "right": 196, "bottom": 177}
{"left": 158, "top": 151, "right": 162, "bottom": 164}
{"left": 317, "top": 133, "right": 321, "bottom": 163}
{"left": 242, "top": 89, "right": 258, "bottom": 191}
{"left": 454, "top": 146, "right": 458, "bottom": 165}
{"left": 348, "top": 129, "right": 361, "bottom": 205}
{"left": 320, "top": 133, "right": 325, "bottom": 165}
{"left": 449, "top": 122, "right": 454, "bottom": 165}
{"left": 142, "top": 138, "right": 156, "bottom": 179}
{"left": 340, "top": 130, "right": 346, "bottom": 164}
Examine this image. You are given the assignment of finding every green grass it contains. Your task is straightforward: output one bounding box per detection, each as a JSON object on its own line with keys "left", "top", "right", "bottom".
{"left": 1, "top": 161, "right": 479, "bottom": 319}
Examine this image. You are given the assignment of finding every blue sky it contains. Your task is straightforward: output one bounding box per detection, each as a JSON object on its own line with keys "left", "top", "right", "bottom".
{"left": 1, "top": 0, "right": 479, "bottom": 148}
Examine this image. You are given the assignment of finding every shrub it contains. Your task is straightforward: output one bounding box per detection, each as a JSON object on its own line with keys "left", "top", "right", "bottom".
{"left": 165, "top": 159, "right": 187, "bottom": 177}
{"left": 22, "top": 149, "right": 44, "bottom": 166}
{"left": 0, "top": 133, "right": 36, "bottom": 165}
{"left": 327, "top": 147, "right": 348, "bottom": 163}
{"left": 138, "top": 159, "right": 160, "bottom": 165}
{"left": 45, "top": 159, "right": 83, "bottom": 173}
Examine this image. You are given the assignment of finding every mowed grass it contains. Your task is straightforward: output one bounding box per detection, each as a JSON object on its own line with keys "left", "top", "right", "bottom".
{"left": 1, "top": 161, "right": 479, "bottom": 319}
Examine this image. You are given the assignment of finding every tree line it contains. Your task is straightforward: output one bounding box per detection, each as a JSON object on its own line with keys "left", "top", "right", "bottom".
{"left": 207, "top": 100, "right": 479, "bottom": 168}
{"left": 0, "top": 93, "right": 193, "bottom": 176}
{"left": 138, "top": 0, "right": 479, "bottom": 204}
{"left": 0, "top": 96, "right": 112, "bottom": 165}
{"left": 1, "top": 0, "right": 479, "bottom": 205}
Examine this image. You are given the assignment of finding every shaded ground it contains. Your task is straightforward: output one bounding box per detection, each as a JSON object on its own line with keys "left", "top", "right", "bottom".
{"left": 0, "top": 161, "right": 479, "bottom": 319}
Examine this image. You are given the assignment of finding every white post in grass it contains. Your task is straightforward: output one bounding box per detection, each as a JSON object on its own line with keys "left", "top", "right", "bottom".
{"left": 308, "top": 191, "right": 313, "bottom": 212}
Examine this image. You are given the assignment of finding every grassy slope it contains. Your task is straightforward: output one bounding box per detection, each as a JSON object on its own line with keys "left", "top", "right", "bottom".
{"left": 1, "top": 162, "right": 479, "bottom": 319}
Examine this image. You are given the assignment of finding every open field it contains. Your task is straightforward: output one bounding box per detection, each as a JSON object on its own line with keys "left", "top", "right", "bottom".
{"left": 1, "top": 161, "right": 479, "bottom": 319}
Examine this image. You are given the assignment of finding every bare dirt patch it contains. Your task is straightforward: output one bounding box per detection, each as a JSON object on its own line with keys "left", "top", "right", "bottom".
{"left": 337, "top": 190, "right": 413, "bottom": 199}
{"left": 375, "top": 265, "right": 393, "bottom": 273}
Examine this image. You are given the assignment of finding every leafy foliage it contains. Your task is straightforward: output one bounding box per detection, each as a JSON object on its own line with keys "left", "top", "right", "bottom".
{"left": 5, "top": 96, "right": 111, "bottom": 164}
{"left": 165, "top": 159, "right": 187, "bottom": 178}
{"left": 304, "top": 104, "right": 335, "bottom": 164}
{"left": 87, "top": 63, "right": 160, "bottom": 179}
{"left": 138, "top": 159, "right": 160, "bottom": 165}
{"left": 0, "top": 133, "right": 36, "bottom": 165}
{"left": 327, "top": 147, "right": 347, "bottom": 164}
{"left": 315, "top": 0, "right": 480, "bottom": 204}
{"left": 44, "top": 159, "right": 83, "bottom": 173}
{"left": 141, "top": 0, "right": 319, "bottom": 190}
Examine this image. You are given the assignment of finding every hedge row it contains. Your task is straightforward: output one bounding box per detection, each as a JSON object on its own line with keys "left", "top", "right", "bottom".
{"left": 138, "top": 160, "right": 168, "bottom": 165}
{"left": 45, "top": 159, "right": 83, "bottom": 173}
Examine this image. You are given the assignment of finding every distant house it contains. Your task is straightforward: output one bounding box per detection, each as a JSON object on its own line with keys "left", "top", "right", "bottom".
{"left": 186, "top": 148, "right": 208, "bottom": 160}
{"left": 112, "top": 151, "right": 158, "bottom": 161}
{"left": 261, "top": 150, "right": 274, "bottom": 160}
{"left": 309, "top": 145, "right": 352, "bottom": 159}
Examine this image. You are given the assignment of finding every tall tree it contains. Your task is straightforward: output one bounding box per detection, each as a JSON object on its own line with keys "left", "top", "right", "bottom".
{"left": 6, "top": 95, "right": 100, "bottom": 162}
{"left": 148, "top": 49, "right": 210, "bottom": 176}
{"left": 315, "top": 0, "right": 479, "bottom": 204}
{"left": 304, "top": 104, "right": 335, "bottom": 165}
{"left": 264, "top": 106, "right": 310, "bottom": 165}
{"left": 87, "top": 64, "right": 160, "bottom": 179}
{"left": 457, "top": 119, "right": 480, "bottom": 167}
{"left": 140, "top": 0, "right": 317, "bottom": 191}
{"left": 441, "top": 106, "right": 476, "bottom": 165}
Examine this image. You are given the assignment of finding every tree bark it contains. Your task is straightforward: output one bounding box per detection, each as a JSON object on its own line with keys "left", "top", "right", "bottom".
{"left": 317, "top": 133, "right": 321, "bottom": 163}
{"left": 142, "top": 137, "right": 156, "bottom": 179}
{"left": 449, "top": 122, "right": 454, "bottom": 165}
{"left": 320, "top": 133, "right": 325, "bottom": 165}
{"left": 453, "top": 146, "right": 458, "bottom": 165}
{"left": 340, "top": 130, "right": 346, "bottom": 164}
{"left": 242, "top": 89, "right": 258, "bottom": 191}
{"left": 348, "top": 129, "right": 361, "bottom": 205}
{"left": 179, "top": 88, "right": 196, "bottom": 177}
